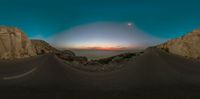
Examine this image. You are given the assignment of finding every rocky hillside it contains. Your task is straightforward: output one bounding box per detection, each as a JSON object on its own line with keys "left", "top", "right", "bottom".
{"left": 0, "top": 26, "right": 75, "bottom": 59}
{"left": 86, "top": 51, "right": 143, "bottom": 65}
{"left": 157, "top": 28, "right": 200, "bottom": 59}
{"left": 31, "top": 40, "right": 76, "bottom": 56}
{"left": 0, "top": 26, "right": 36, "bottom": 59}
{"left": 31, "top": 40, "right": 60, "bottom": 55}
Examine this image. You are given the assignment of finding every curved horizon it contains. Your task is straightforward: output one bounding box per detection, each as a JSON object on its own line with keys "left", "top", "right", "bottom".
{"left": 49, "top": 22, "right": 164, "bottom": 50}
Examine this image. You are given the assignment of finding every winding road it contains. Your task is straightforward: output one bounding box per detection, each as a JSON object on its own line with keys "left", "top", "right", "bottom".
{"left": 0, "top": 48, "right": 200, "bottom": 98}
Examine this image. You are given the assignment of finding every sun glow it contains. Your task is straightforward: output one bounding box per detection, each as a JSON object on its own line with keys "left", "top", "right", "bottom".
{"left": 77, "top": 46, "right": 129, "bottom": 51}
{"left": 51, "top": 22, "right": 162, "bottom": 50}
{"left": 65, "top": 42, "right": 132, "bottom": 50}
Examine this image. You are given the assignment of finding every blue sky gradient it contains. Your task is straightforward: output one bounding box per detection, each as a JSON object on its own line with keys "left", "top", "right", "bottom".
{"left": 0, "top": 0, "right": 200, "bottom": 48}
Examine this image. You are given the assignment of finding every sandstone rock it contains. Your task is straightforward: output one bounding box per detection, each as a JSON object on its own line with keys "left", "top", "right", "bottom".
{"left": 0, "top": 26, "right": 76, "bottom": 59}
{"left": 31, "top": 40, "right": 76, "bottom": 57}
{"left": 157, "top": 28, "right": 200, "bottom": 59}
{"left": 0, "top": 26, "right": 36, "bottom": 59}
{"left": 31, "top": 40, "right": 60, "bottom": 55}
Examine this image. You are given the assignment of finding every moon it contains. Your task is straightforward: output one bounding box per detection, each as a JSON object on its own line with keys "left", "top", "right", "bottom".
{"left": 128, "top": 22, "right": 132, "bottom": 27}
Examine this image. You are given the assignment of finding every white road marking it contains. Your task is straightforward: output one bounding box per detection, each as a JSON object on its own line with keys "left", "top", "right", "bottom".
{"left": 3, "top": 67, "right": 38, "bottom": 80}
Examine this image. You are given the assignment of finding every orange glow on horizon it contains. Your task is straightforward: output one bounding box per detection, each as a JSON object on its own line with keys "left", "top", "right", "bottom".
{"left": 80, "top": 46, "right": 129, "bottom": 51}
{"left": 60, "top": 42, "right": 142, "bottom": 51}
{"left": 65, "top": 45, "right": 138, "bottom": 51}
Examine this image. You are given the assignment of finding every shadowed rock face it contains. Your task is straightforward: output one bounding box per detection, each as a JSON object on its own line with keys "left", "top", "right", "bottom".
{"left": 31, "top": 40, "right": 76, "bottom": 56}
{"left": 31, "top": 40, "right": 60, "bottom": 55}
{"left": 0, "top": 26, "right": 36, "bottom": 59}
{"left": 61, "top": 50, "right": 76, "bottom": 56}
{"left": 157, "top": 28, "right": 200, "bottom": 59}
{"left": 56, "top": 54, "right": 88, "bottom": 64}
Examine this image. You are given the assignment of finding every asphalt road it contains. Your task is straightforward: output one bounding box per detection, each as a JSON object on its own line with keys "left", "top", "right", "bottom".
{"left": 0, "top": 48, "right": 200, "bottom": 98}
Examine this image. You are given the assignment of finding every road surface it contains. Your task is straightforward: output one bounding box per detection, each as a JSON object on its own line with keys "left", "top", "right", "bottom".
{"left": 0, "top": 48, "right": 200, "bottom": 98}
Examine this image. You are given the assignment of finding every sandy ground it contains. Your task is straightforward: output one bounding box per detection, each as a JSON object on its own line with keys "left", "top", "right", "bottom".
{"left": 0, "top": 48, "right": 200, "bottom": 98}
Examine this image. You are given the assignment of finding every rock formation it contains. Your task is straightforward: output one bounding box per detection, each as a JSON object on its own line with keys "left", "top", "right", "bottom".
{"left": 61, "top": 50, "right": 76, "bottom": 56}
{"left": 0, "top": 26, "right": 76, "bottom": 59}
{"left": 56, "top": 54, "right": 88, "bottom": 64}
{"left": 157, "top": 28, "right": 200, "bottom": 59}
{"left": 31, "top": 40, "right": 60, "bottom": 55}
{"left": 31, "top": 40, "right": 76, "bottom": 56}
{"left": 0, "top": 26, "right": 36, "bottom": 59}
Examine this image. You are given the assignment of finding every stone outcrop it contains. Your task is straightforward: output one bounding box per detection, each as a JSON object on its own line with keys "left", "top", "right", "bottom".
{"left": 0, "top": 26, "right": 36, "bottom": 59}
{"left": 157, "top": 28, "right": 200, "bottom": 59}
{"left": 0, "top": 26, "right": 76, "bottom": 59}
{"left": 56, "top": 53, "right": 88, "bottom": 64}
{"left": 61, "top": 50, "right": 76, "bottom": 56}
{"left": 31, "top": 40, "right": 76, "bottom": 56}
{"left": 31, "top": 40, "right": 60, "bottom": 55}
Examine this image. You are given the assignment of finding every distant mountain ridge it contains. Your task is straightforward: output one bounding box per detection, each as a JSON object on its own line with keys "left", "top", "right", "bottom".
{"left": 157, "top": 28, "right": 200, "bottom": 59}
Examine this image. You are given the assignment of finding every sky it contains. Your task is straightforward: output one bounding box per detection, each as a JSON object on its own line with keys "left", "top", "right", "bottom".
{"left": 0, "top": 0, "right": 200, "bottom": 49}
{"left": 51, "top": 22, "right": 161, "bottom": 49}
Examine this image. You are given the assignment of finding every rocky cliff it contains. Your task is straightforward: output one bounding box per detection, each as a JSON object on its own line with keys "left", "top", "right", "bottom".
{"left": 0, "top": 26, "right": 36, "bottom": 59}
{"left": 31, "top": 40, "right": 60, "bottom": 55}
{"left": 0, "top": 26, "right": 75, "bottom": 59}
{"left": 32, "top": 40, "right": 76, "bottom": 56}
{"left": 157, "top": 28, "right": 200, "bottom": 59}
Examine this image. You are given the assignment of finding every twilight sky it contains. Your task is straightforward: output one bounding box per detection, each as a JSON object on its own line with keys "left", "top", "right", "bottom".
{"left": 0, "top": 0, "right": 200, "bottom": 49}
